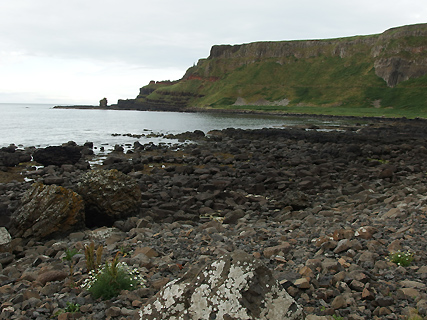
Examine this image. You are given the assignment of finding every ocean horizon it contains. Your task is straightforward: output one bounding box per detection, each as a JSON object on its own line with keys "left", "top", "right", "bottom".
{"left": 1, "top": 103, "right": 308, "bottom": 151}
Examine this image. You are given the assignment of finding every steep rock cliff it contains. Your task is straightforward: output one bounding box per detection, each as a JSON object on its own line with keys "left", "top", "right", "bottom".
{"left": 116, "top": 23, "right": 427, "bottom": 113}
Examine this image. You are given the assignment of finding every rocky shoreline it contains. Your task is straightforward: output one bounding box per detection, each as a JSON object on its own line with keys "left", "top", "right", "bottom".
{"left": 1, "top": 118, "right": 427, "bottom": 319}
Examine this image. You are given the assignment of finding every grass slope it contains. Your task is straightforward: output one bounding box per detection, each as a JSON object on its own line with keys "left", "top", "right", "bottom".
{"left": 137, "top": 25, "right": 427, "bottom": 118}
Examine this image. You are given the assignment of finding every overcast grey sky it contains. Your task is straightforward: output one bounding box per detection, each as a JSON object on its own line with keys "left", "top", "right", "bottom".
{"left": 0, "top": 0, "right": 425, "bottom": 104}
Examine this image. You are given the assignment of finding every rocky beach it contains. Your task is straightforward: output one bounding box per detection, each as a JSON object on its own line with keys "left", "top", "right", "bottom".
{"left": 1, "top": 117, "right": 427, "bottom": 319}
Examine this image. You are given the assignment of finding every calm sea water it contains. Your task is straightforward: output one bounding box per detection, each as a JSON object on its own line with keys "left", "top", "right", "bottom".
{"left": 0, "top": 103, "right": 348, "bottom": 151}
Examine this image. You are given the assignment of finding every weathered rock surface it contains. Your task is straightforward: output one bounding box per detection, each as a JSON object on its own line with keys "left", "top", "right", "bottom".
{"left": 8, "top": 183, "right": 85, "bottom": 240}
{"left": 138, "top": 250, "right": 304, "bottom": 320}
{"left": 76, "top": 169, "right": 141, "bottom": 227}
{"left": 0, "top": 227, "right": 11, "bottom": 253}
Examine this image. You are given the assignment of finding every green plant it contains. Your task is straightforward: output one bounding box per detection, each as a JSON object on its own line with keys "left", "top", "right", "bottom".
{"left": 81, "top": 252, "right": 145, "bottom": 300}
{"left": 84, "top": 242, "right": 103, "bottom": 273}
{"left": 118, "top": 245, "right": 132, "bottom": 257}
{"left": 388, "top": 250, "right": 414, "bottom": 267}
{"left": 64, "top": 302, "right": 80, "bottom": 313}
{"left": 62, "top": 248, "right": 79, "bottom": 276}
{"left": 407, "top": 308, "right": 425, "bottom": 319}
{"left": 332, "top": 315, "right": 344, "bottom": 320}
{"left": 54, "top": 302, "right": 81, "bottom": 316}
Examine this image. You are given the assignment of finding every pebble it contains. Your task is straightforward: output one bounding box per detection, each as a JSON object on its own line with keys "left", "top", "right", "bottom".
{"left": 1, "top": 120, "right": 427, "bottom": 319}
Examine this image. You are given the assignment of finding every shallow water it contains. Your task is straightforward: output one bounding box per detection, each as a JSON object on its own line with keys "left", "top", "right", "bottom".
{"left": 0, "top": 103, "right": 356, "bottom": 151}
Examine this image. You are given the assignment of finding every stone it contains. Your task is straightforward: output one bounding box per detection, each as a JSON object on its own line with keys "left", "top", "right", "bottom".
{"left": 33, "top": 145, "right": 83, "bottom": 166}
{"left": 417, "top": 266, "right": 427, "bottom": 274}
{"left": 36, "top": 270, "right": 68, "bottom": 286}
{"left": 417, "top": 299, "right": 427, "bottom": 316}
{"left": 138, "top": 250, "right": 303, "bottom": 319}
{"left": 397, "top": 288, "right": 420, "bottom": 300}
{"left": 354, "top": 226, "right": 378, "bottom": 239}
{"left": 349, "top": 280, "right": 365, "bottom": 292}
{"left": 0, "top": 227, "right": 12, "bottom": 253}
{"left": 294, "top": 278, "right": 311, "bottom": 289}
{"left": 362, "top": 288, "right": 375, "bottom": 300}
{"left": 399, "top": 280, "right": 426, "bottom": 289}
{"left": 333, "top": 239, "right": 351, "bottom": 253}
{"left": 0, "top": 252, "right": 14, "bottom": 265}
{"left": 381, "top": 207, "right": 405, "bottom": 219}
{"left": 375, "top": 296, "right": 394, "bottom": 307}
{"left": 9, "top": 183, "right": 85, "bottom": 240}
{"left": 134, "top": 246, "right": 159, "bottom": 258}
{"left": 77, "top": 169, "right": 141, "bottom": 228}
{"left": 331, "top": 295, "right": 347, "bottom": 309}
{"left": 223, "top": 209, "right": 245, "bottom": 224}
{"left": 263, "top": 242, "right": 291, "bottom": 258}
{"left": 0, "top": 149, "right": 31, "bottom": 167}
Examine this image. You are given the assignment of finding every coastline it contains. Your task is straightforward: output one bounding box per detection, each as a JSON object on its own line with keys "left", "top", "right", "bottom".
{"left": 54, "top": 104, "right": 427, "bottom": 123}
{"left": 1, "top": 123, "right": 427, "bottom": 318}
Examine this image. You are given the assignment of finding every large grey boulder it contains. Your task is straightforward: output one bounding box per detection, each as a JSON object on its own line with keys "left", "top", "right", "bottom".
{"left": 9, "top": 183, "right": 85, "bottom": 240}
{"left": 77, "top": 169, "right": 141, "bottom": 227}
{"left": 138, "top": 250, "right": 304, "bottom": 320}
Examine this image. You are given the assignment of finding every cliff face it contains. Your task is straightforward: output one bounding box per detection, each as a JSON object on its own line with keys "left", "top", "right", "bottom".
{"left": 205, "top": 24, "right": 427, "bottom": 87}
{"left": 118, "top": 23, "right": 427, "bottom": 113}
{"left": 372, "top": 24, "right": 427, "bottom": 87}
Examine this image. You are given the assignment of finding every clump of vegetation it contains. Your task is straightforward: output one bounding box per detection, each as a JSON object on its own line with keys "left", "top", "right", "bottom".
{"left": 54, "top": 302, "right": 81, "bottom": 316}
{"left": 388, "top": 250, "right": 414, "bottom": 267}
{"left": 62, "top": 248, "right": 79, "bottom": 276}
{"left": 406, "top": 307, "right": 425, "bottom": 320}
{"left": 81, "top": 252, "right": 145, "bottom": 300}
{"left": 84, "top": 242, "right": 103, "bottom": 272}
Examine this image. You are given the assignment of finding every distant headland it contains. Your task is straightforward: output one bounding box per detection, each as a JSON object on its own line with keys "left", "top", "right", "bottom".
{"left": 58, "top": 23, "right": 427, "bottom": 118}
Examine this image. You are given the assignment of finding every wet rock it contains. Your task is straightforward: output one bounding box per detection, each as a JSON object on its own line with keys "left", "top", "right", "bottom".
{"left": 0, "top": 149, "right": 31, "bottom": 168}
{"left": 139, "top": 250, "right": 304, "bottom": 319}
{"left": 33, "top": 145, "right": 83, "bottom": 166}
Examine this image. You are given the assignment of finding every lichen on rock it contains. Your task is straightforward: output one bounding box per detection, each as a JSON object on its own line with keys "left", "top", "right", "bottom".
{"left": 9, "top": 183, "right": 85, "bottom": 240}
{"left": 77, "top": 169, "right": 141, "bottom": 227}
{"left": 138, "top": 250, "right": 304, "bottom": 320}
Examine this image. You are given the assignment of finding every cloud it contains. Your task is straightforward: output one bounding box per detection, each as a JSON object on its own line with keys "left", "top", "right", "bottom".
{"left": 0, "top": 0, "right": 425, "bottom": 103}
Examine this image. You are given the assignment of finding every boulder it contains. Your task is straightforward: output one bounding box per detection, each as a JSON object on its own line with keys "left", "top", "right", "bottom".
{"left": 9, "top": 183, "right": 85, "bottom": 240}
{"left": 138, "top": 250, "right": 304, "bottom": 320}
{"left": 0, "top": 149, "right": 31, "bottom": 168}
{"left": 77, "top": 169, "right": 141, "bottom": 227}
{"left": 0, "top": 227, "right": 12, "bottom": 253}
{"left": 33, "top": 145, "right": 83, "bottom": 166}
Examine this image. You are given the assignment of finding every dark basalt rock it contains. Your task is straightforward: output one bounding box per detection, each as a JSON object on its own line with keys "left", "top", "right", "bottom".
{"left": 0, "top": 147, "right": 31, "bottom": 168}
{"left": 76, "top": 169, "right": 142, "bottom": 228}
{"left": 33, "top": 145, "right": 83, "bottom": 166}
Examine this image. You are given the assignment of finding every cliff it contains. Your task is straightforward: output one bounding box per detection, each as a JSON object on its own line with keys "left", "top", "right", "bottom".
{"left": 115, "top": 23, "right": 427, "bottom": 115}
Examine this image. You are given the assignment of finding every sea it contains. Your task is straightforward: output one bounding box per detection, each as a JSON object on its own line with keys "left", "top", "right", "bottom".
{"left": 0, "top": 103, "right": 351, "bottom": 152}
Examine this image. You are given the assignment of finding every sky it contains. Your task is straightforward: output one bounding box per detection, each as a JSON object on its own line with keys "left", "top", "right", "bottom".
{"left": 0, "top": 1, "right": 426, "bottom": 105}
